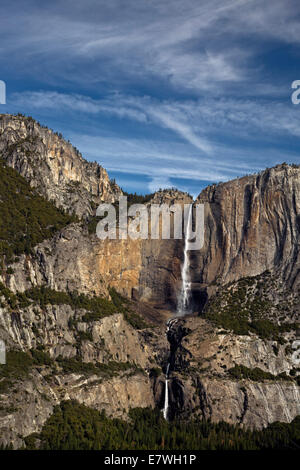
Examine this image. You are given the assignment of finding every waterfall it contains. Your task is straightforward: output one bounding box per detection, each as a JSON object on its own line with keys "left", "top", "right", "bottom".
{"left": 163, "top": 363, "right": 170, "bottom": 420}
{"left": 162, "top": 203, "right": 193, "bottom": 420}
{"left": 177, "top": 204, "right": 193, "bottom": 316}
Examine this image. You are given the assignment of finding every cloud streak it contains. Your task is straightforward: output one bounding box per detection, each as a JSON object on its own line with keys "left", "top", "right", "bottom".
{"left": 13, "top": 90, "right": 300, "bottom": 144}
{"left": 2, "top": 0, "right": 300, "bottom": 93}
{"left": 2, "top": 0, "right": 300, "bottom": 193}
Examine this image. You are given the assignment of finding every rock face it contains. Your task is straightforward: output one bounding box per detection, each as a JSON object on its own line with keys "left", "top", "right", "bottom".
{"left": 5, "top": 221, "right": 183, "bottom": 303}
{"left": 155, "top": 317, "right": 300, "bottom": 428}
{"left": 0, "top": 115, "right": 192, "bottom": 303}
{"left": 193, "top": 164, "right": 300, "bottom": 292}
{"left": 138, "top": 189, "right": 193, "bottom": 306}
{"left": 0, "top": 301, "right": 161, "bottom": 448}
{"left": 0, "top": 114, "right": 122, "bottom": 217}
{"left": 4, "top": 193, "right": 192, "bottom": 305}
{"left": 0, "top": 114, "right": 299, "bottom": 447}
{"left": 6, "top": 224, "right": 111, "bottom": 298}
{"left": 0, "top": 366, "right": 155, "bottom": 449}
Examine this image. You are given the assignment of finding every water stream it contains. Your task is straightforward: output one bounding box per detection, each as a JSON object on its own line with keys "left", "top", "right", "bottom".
{"left": 163, "top": 363, "right": 170, "bottom": 420}
{"left": 177, "top": 204, "right": 193, "bottom": 316}
{"left": 162, "top": 204, "right": 193, "bottom": 420}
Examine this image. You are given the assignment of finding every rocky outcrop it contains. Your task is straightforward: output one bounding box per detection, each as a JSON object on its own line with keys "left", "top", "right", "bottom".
{"left": 4, "top": 189, "right": 193, "bottom": 304}
{"left": 0, "top": 300, "right": 154, "bottom": 366}
{"left": 0, "top": 300, "right": 163, "bottom": 447}
{"left": 201, "top": 379, "right": 299, "bottom": 428}
{"left": 5, "top": 224, "right": 107, "bottom": 297}
{"left": 1, "top": 115, "right": 299, "bottom": 304}
{"left": 0, "top": 114, "right": 299, "bottom": 447}
{"left": 154, "top": 316, "right": 300, "bottom": 428}
{"left": 138, "top": 189, "right": 193, "bottom": 306}
{"left": 0, "top": 367, "right": 154, "bottom": 449}
{"left": 0, "top": 114, "right": 122, "bottom": 217}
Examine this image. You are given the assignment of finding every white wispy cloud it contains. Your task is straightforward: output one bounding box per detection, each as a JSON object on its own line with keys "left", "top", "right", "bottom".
{"left": 13, "top": 90, "right": 300, "bottom": 143}
{"left": 11, "top": 90, "right": 300, "bottom": 194}
{"left": 66, "top": 132, "right": 299, "bottom": 194}
{"left": 3, "top": 0, "right": 300, "bottom": 94}
{"left": 12, "top": 91, "right": 147, "bottom": 122}
{"left": 148, "top": 176, "right": 173, "bottom": 193}
{"left": 3, "top": 0, "right": 300, "bottom": 194}
{"left": 12, "top": 91, "right": 212, "bottom": 153}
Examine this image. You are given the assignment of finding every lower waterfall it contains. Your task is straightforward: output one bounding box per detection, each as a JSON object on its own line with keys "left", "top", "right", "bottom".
{"left": 163, "top": 363, "right": 170, "bottom": 420}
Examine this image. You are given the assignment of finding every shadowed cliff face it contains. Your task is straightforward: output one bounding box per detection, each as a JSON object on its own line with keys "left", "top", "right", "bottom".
{"left": 4, "top": 202, "right": 191, "bottom": 304}
{"left": 153, "top": 317, "right": 300, "bottom": 426}
{"left": 193, "top": 164, "right": 300, "bottom": 293}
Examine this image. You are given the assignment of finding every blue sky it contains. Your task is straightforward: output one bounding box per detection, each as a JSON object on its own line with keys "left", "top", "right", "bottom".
{"left": 1, "top": 0, "right": 300, "bottom": 196}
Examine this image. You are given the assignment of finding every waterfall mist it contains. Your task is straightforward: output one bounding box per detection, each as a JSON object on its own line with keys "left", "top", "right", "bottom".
{"left": 177, "top": 204, "right": 193, "bottom": 316}
{"left": 163, "top": 363, "right": 170, "bottom": 420}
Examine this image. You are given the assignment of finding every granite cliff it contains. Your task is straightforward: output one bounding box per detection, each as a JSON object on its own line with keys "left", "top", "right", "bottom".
{"left": 0, "top": 114, "right": 299, "bottom": 448}
{"left": 0, "top": 114, "right": 122, "bottom": 218}
{"left": 193, "top": 164, "right": 300, "bottom": 293}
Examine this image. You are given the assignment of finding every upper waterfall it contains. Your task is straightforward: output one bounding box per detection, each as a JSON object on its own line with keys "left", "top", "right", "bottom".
{"left": 177, "top": 204, "right": 193, "bottom": 316}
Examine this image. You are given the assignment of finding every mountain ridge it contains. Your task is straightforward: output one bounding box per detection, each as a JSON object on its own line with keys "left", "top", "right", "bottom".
{"left": 0, "top": 113, "right": 299, "bottom": 448}
{"left": 0, "top": 114, "right": 122, "bottom": 218}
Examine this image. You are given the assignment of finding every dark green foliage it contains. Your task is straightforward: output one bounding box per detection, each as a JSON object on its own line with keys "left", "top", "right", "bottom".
{"left": 0, "top": 350, "right": 33, "bottom": 392}
{"left": 0, "top": 283, "right": 118, "bottom": 319}
{"left": 87, "top": 201, "right": 120, "bottom": 234}
{"left": 0, "top": 348, "right": 54, "bottom": 391}
{"left": 124, "top": 311, "right": 150, "bottom": 329}
{"left": 204, "top": 271, "right": 299, "bottom": 339}
{"left": 76, "top": 330, "right": 93, "bottom": 342}
{"left": 0, "top": 350, "right": 33, "bottom": 378}
{"left": 149, "top": 367, "right": 162, "bottom": 378}
{"left": 24, "top": 400, "right": 300, "bottom": 450}
{"left": 56, "top": 356, "right": 135, "bottom": 378}
{"left": 24, "top": 286, "right": 118, "bottom": 320}
{"left": 25, "top": 286, "right": 71, "bottom": 306}
{"left": 0, "top": 158, "right": 77, "bottom": 262}
{"left": 0, "top": 282, "right": 149, "bottom": 331}
{"left": 228, "top": 364, "right": 293, "bottom": 382}
{"left": 87, "top": 215, "right": 101, "bottom": 235}
{"left": 122, "top": 191, "right": 155, "bottom": 206}
{"left": 0, "top": 282, "right": 32, "bottom": 309}
{"left": 0, "top": 282, "right": 19, "bottom": 308}
{"left": 30, "top": 348, "right": 53, "bottom": 366}
{"left": 0, "top": 442, "right": 14, "bottom": 450}
{"left": 109, "top": 287, "right": 129, "bottom": 311}
{"left": 250, "top": 319, "right": 280, "bottom": 339}
{"left": 28, "top": 284, "right": 150, "bottom": 329}
{"left": 0, "top": 348, "right": 142, "bottom": 394}
{"left": 110, "top": 287, "right": 151, "bottom": 329}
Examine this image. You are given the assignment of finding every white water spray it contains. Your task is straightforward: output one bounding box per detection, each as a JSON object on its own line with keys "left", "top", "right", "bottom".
{"left": 177, "top": 205, "right": 193, "bottom": 316}
{"left": 163, "top": 363, "right": 170, "bottom": 420}
{"left": 162, "top": 205, "right": 193, "bottom": 420}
